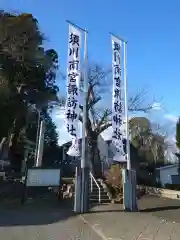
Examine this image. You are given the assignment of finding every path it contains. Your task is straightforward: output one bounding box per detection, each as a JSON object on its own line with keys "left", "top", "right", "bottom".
{"left": 0, "top": 204, "right": 102, "bottom": 240}
{"left": 82, "top": 196, "right": 180, "bottom": 240}
{"left": 0, "top": 214, "right": 102, "bottom": 240}
{"left": 1, "top": 196, "right": 180, "bottom": 239}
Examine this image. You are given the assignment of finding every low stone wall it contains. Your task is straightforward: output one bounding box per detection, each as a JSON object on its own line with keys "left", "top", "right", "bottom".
{"left": 137, "top": 185, "right": 180, "bottom": 200}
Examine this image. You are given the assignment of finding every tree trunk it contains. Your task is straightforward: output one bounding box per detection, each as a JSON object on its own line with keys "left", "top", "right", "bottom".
{"left": 8, "top": 118, "right": 22, "bottom": 172}
{"left": 0, "top": 137, "right": 7, "bottom": 158}
{"left": 177, "top": 153, "right": 180, "bottom": 175}
{"left": 87, "top": 132, "right": 102, "bottom": 178}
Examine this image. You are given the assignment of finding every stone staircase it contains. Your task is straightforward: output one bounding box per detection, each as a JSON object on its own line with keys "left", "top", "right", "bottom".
{"left": 89, "top": 176, "right": 111, "bottom": 204}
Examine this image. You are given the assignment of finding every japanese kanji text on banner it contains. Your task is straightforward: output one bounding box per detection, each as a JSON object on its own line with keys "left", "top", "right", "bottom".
{"left": 65, "top": 24, "right": 81, "bottom": 156}
{"left": 111, "top": 35, "right": 126, "bottom": 162}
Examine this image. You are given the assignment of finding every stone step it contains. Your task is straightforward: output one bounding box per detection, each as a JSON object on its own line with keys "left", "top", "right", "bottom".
{"left": 90, "top": 199, "right": 111, "bottom": 203}
{"left": 90, "top": 192, "right": 109, "bottom": 196}
{"left": 89, "top": 190, "right": 105, "bottom": 194}
{"left": 90, "top": 202, "right": 111, "bottom": 206}
{"left": 89, "top": 194, "right": 109, "bottom": 198}
{"left": 88, "top": 177, "right": 111, "bottom": 204}
{"left": 89, "top": 179, "right": 102, "bottom": 184}
{"left": 89, "top": 185, "right": 104, "bottom": 190}
{"left": 89, "top": 190, "right": 108, "bottom": 195}
{"left": 89, "top": 182, "right": 102, "bottom": 187}
{"left": 90, "top": 193, "right": 109, "bottom": 198}
{"left": 90, "top": 196, "right": 109, "bottom": 200}
{"left": 89, "top": 188, "right": 111, "bottom": 204}
{"left": 90, "top": 189, "right": 108, "bottom": 193}
{"left": 90, "top": 197, "right": 110, "bottom": 201}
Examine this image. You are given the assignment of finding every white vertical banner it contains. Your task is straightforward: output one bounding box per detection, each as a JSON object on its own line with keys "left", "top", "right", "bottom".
{"left": 65, "top": 24, "right": 81, "bottom": 156}
{"left": 111, "top": 35, "right": 126, "bottom": 162}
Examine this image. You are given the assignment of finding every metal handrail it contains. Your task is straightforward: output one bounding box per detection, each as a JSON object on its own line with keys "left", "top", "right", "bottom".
{"left": 90, "top": 171, "right": 101, "bottom": 203}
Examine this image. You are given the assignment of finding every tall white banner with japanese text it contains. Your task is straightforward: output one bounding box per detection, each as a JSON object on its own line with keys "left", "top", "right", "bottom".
{"left": 111, "top": 35, "right": 126, "bottom": 162}
{"left": 65, "top": 24, "right": 81, "bottom": 156}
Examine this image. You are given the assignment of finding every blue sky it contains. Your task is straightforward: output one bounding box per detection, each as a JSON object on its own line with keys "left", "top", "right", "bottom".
{"left": 2, "top": 0, "right": 180, "bottom": 141}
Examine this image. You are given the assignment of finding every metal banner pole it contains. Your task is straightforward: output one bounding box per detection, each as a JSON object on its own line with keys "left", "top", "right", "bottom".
{"left": 123, "top": 40, "right": 138, "bottom": 212}
{"left": 67, "top": 20, "right": 89, "bottom": 213}
{"left": 123, "top": 41, "right": 131, "bottom": 170}
{"left": 81, "top": 28, "right": 89, "bottom": 213}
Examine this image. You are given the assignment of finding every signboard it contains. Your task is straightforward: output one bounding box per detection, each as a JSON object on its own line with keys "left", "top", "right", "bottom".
{"left": 26, "top": 168, "right": 61, "bottom": 187}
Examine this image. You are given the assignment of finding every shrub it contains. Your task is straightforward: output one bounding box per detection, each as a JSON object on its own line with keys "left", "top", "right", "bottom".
{"left": 105, "top": 164, "right": 123, "bottom": 201}
{"left": 165, "top": 183, "right": 180, "bottom": 190}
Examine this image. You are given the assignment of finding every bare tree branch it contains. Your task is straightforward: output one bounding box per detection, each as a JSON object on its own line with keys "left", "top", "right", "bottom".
{"left": 96, "top": 109, "right": 112, "bottom": 133}
{"left": 128, "top": 89, "right": 154, "bottom": 112}
{"left": 90, "top": 107, "right": 97, "bottom": 127}
{"left": 99, "top": 122, "right": 112, "bottom": 134}
{"left": 58, "top": 62, "right": 158, "bottom": 175}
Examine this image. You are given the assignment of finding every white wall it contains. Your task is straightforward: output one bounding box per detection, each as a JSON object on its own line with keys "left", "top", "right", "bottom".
{"left": 97, "top": 136, "right": 114, "bottom": 167}
{"left": 98, "top": 135, "right": 126, "bottom": 166}
{"left": 164, "top": 148, "right": 178, "bottom": 164}
{"left": 97, "top": 135, "right": 108, "bottom": 160}
{"left": 159, "top": 166, "right": 178, "bottom": 187}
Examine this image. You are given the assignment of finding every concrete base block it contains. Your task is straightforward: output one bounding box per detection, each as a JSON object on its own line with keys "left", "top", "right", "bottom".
{"left": 123, "top": 169, "right": 138, "bottom": 212}
{"left": 81, "top": 167, "right": 90, "bottom": 213}
{"left": 74, "top": 166, "right": 82, "bottom": 213}
{"left": 74, "top": 166, "right": 90, "bottom": 214}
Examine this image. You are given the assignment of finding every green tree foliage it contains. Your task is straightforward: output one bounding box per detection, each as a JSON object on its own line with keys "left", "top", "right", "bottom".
{"left": 130, "top": 117, "right": 166, "bottom": 167}
{"left": 105, "top": 164, "right": 123, "bottom": 201}
{"left": 26, "top": 109, "right": 58, "bottom": 146}
{"left": 43, "top": 111, "right": 58, "bottom": 146}
{"left": 0, "top": 11, "right": 59, "bottom": 169}
{"left": 176, "top": 117, "right": 180, "bottom": 150}
{"left": 175, "top": 117, "right": 180, "bottom": 174}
